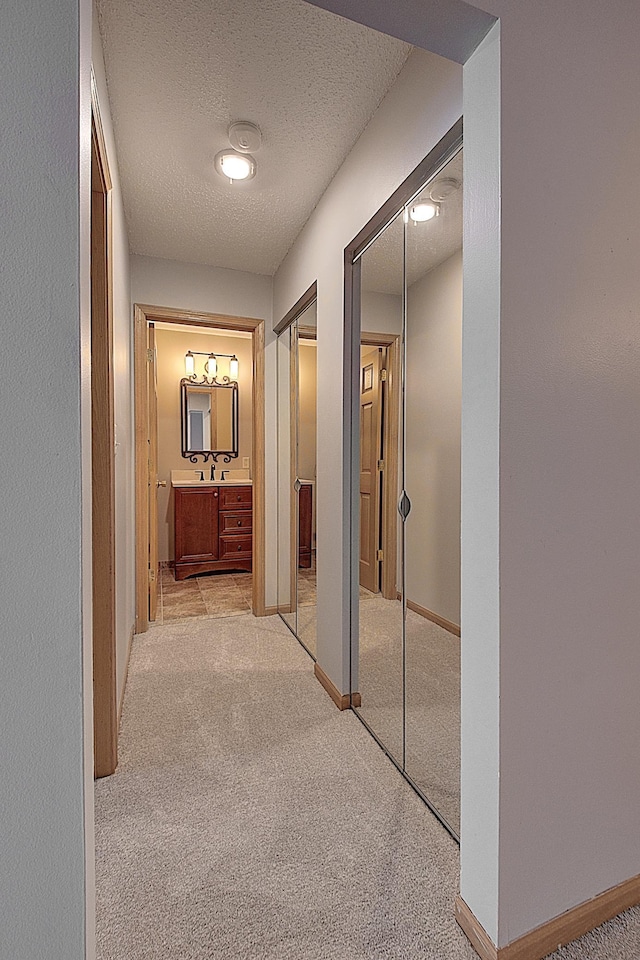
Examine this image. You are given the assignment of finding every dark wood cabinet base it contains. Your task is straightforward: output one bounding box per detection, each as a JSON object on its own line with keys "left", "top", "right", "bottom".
{"left": 298, "top": 482, "right": 312, "bottom": 569}
{"left": 175, "top": 557, "right": 252, "bottom": 580}
{"left": 174, "top": 484, "right": 253, "bottom": 580}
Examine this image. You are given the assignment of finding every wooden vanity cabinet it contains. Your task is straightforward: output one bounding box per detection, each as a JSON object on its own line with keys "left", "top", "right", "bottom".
{"left": 174, "top": 485, "right": 252, "bottom": 580}
{"left": 298, "top": 482, "right": 312, "bottom": 568}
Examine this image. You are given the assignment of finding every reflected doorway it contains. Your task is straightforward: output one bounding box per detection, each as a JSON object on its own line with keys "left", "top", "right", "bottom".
{"left": 347, "top": 124, "right": 463, "bottom": 839}
{"left": 276, "top": 287, "right": 318, "bottom": 658}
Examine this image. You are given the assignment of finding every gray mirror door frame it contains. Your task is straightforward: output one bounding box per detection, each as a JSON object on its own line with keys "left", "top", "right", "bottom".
{"left": 275, "top": 282, "right": 318, "bottom": 658}
{"left": 343, "top": 118, "right": 463, "bottom": 841}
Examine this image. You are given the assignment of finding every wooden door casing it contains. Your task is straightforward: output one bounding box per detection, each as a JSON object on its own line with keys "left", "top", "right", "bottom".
{"left": 147, "top": 323, "right": 159, "bottom": 621}
{"left": 91, "top": 105, "right": 117, "bottom": 778}
{"left": 298, "top": 483, "right": 313, "bottom": 568}
{"left": 359, "top": 347, "right": 383, "bottom": 593}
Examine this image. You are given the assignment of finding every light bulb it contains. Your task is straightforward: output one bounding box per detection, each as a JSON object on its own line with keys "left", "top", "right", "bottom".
{"left": 185, "top": 352, "right": 195, "bottom": 377}
{"left": 215, "top": 150, "right": 256, "bottom": 182}
{"left": 409, "top": 202, "right": 439, "bottom": 222}
{"left": 229, "top": 356, "right": 239, "bottom": 380}
{"left": 206, "top": 354, "right": 217, "bottom": 378}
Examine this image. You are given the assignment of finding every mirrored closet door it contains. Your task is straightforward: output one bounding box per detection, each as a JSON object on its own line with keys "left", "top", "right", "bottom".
{"left": 351, "top": 138, "right": 463, "bottom": 838}
{"left": 276, "top": 295, "right": 317, "bottom": 657}
{"left": 356, "top": 209, "right": 404, "bottom": 764}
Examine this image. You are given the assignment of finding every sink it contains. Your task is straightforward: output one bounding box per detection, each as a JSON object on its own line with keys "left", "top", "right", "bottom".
{"left": 170, "top": 469, "right": 252, "bottom": 488}
{"left": 213, "top": 478, "right": 252, "bottom": 485}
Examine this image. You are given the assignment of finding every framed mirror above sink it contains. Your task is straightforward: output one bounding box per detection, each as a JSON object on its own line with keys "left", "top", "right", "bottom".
{"left": 181, "top": 379, "right": 238, "bottom": 462}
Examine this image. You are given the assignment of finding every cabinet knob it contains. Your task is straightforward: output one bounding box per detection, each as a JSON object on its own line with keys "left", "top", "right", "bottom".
{"left": 237, "top": 544, "right": 242, "bottom": 551}
{"left": 237, "top": 495, "right": 241, "bottom": 501}
{"left": 214, "top": 491, "right": 218, "bottom": 497}
{"left": 237, "top": 520, "right": 242, "bottom": 526}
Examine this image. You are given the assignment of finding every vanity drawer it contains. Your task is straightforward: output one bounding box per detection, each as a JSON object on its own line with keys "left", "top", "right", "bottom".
{"left": 220, "top": 486, "right": 252, "bottom": 510}
{"left": 219, "top": 511, "right": 253, "bottom": 535}
{"left": 219, "top": 535, "right": 253, "bottom": 560}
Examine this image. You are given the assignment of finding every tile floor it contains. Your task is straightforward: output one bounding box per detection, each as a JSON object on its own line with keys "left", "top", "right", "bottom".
{"left": 157, "top": 565, "right": 253, "bottom": 624}
{"left": 155, "top": 560, "right": 318, "bottom": 625}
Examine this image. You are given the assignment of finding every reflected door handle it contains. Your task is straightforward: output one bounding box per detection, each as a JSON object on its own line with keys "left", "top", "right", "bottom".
{"left": 398, "top": 490, "right": 411, "bottom": 521}
{"left": 293, "top": 479, "right": 301, "bottom": 493}
{"left": 156, "top": 479, "right": 167, "bottom": 488}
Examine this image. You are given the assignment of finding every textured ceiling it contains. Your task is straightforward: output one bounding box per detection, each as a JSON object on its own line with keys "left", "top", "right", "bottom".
{"left": 96, "top": 0, "right": 411, "bottom": 276}
{"left": 361, "top": 150, "right": 462, "bottom": 295}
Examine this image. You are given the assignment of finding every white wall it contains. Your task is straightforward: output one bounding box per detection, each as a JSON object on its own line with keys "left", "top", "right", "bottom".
{"left": 406, "top": 250, "right": 461, "bottom": 625}
{"left": 361, "top": 290, "right": 402, "bottom": 335}
{"left": 0, "top": 0, "right": 94, "bottom": 957}
{"left": 130, "top": 256, "right": 277, "bottom": 603}
{"left": 460, "top": 22, "right": 501, "bottom": 941}
{"left": 274, "top": 48, "right": 463, "bottom": 692}
{"left": 92, "top": 14, "right": 135, "bottom": 707}
{"left": 132, "top": 255, "right": 273, "bottom": 322}
{"left": 7, "top": 1, "right": 640, "bottom": 954}
{"left": 479, "top": 0, "right": 640, "bottom": 946}
{"left": 310, "top": 0, "right": 640, "bottom": 950}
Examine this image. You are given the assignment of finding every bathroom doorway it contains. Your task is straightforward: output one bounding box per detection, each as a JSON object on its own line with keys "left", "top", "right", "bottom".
{"left": 133, "top": 305, "right": 266, "bottom": 632}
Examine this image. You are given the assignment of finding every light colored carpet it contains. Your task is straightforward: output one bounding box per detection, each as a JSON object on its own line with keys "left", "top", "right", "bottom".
{"left": 95, "top": 614, "right": 640, "bottom": 960}
{"left": 95, "top": 614, "right": 472, "bottom": 960}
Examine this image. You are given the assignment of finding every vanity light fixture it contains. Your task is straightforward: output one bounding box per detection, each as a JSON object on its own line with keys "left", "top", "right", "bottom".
{"left": 184, "top": 350, "right": 240, "bottom": 382}
{"left": 205, "top": 353, "right": 217, "bottom": 378}
{"left": 409, "top": 201, "right": 440, "bottom": 223}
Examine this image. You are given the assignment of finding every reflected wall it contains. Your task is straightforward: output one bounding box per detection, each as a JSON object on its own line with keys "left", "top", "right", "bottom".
{"left": 276, "top": 298, "right": 318, "bottom": 658}
{"left": 352, "top": 146, "right": 462, "bottom": 837}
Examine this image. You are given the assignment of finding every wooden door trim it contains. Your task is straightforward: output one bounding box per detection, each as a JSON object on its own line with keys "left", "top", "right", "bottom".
{"left": 91, "top": 76, "right": 117, "bottom": 778}
{"left": 358, "top": 346, "right": 383, "bottom": 593}
{"left": 133, "top": 305, "right": 149, "bottom": 634}
{"left": 134, "top": 304, "right": 267, "bottom": 632}
{"left": 360, "top": 332, "right": 400, "bottom": 601}
{"left": 147, "top": 324, "right": 159, "bottom": 621}
{"left": 289, "top": 322, "right": 298, "bottom": 625}
{"left": 251, "top": 319, "right": 266, "bottom": 617}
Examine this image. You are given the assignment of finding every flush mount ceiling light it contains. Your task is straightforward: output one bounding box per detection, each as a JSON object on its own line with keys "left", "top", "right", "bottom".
{"left": 215, "top": 149, "right": 256, "bottom": 183}
{"left": 215, "top": 121, "right": 262, "bottom": 184}
{"left": 409, "top": 201, "right": 440, "bottom": 222}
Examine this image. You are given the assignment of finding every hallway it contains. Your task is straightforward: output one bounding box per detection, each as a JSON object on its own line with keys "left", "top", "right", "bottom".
{"left": 94, "top": 615, "right": 471, "bottom": 959}
{"left": 95, "top": 618, "right": 640, "bottom": 960}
